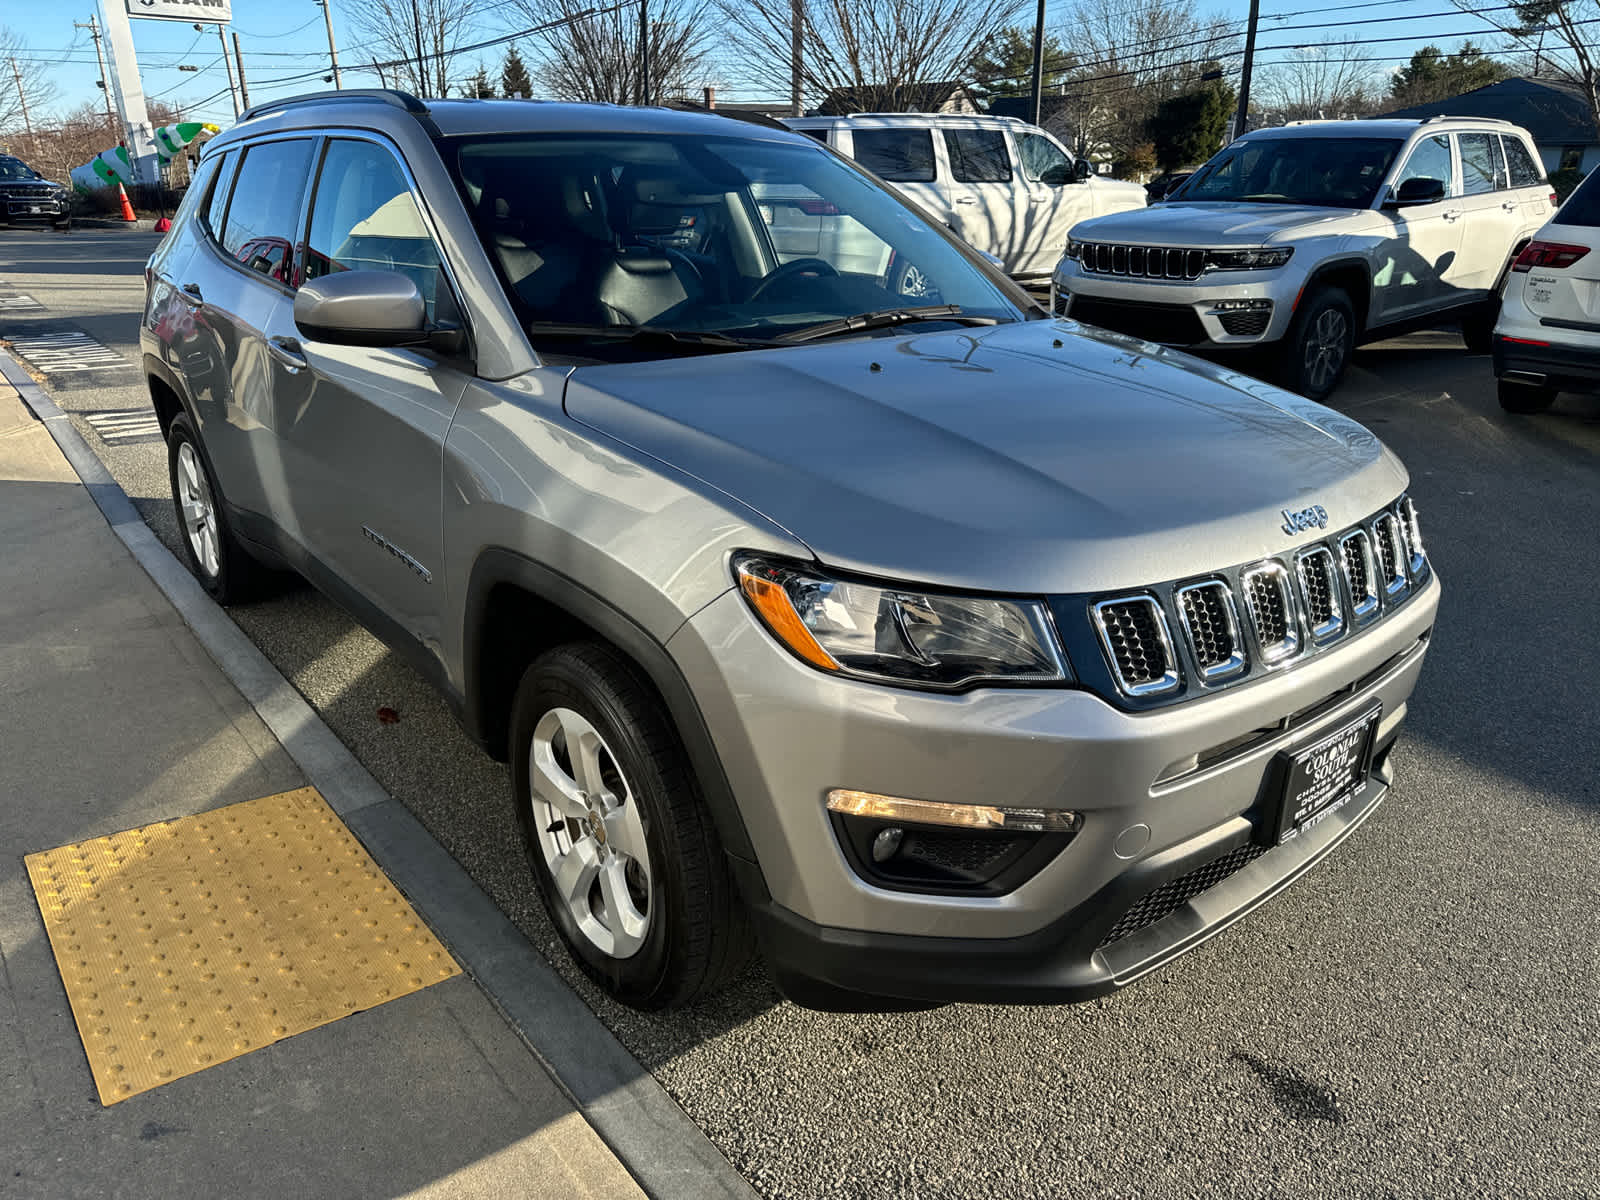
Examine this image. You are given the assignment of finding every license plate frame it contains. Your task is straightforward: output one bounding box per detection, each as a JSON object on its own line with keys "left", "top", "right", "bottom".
{"left": 1267, "top": 703, "right": 1381, "bottom": 845}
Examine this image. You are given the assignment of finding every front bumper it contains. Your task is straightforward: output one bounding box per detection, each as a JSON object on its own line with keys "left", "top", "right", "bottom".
{"left": 2, "top": 193, "right": 70, "bottom": 220}
{"left": 670, "top": 571, "right": 1439, "bottom": 1006}
{"left": 1052, "top": 259, "right": 1300, "bottom": 347}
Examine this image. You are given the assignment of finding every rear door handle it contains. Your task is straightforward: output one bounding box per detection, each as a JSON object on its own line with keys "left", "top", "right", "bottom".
{"left": 1502, "top": 200, "right": 1519, "bottom": 212}
{"left": 267, "top": 335, "right": 307, "bottom": 371}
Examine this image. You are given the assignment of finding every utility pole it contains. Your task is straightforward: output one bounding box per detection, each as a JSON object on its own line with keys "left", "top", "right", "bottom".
{"left": 318, "top": 0, "right": 343, "bottom": 88}
{"left": 232, "top": 32, "right": 250, "bottom": 109}
{"left": 1028, "top": 0, "right": 1046, "bottom": 128}
{"left": 639, "top": 0, "right": 650, "bottom": 105}
{"left": 77, "top": 19, "right": 120, "bottom": 138}
{"left": 374, "top": 59, "right": 388, "bottom": 88}
{"left": 409, "top": 0, "right": 427, "bottom": 96}
{"left": 1234, "top": 0, "right": 1259, "bottom": 141}
{"left": 218, "top": 25, "right": 240, "bottom": 117}
{"left": 789, "top": 0, "right": 802, "bottom": 117}
{"left": 9, "top": 59, "right": 37, "bottom": 160}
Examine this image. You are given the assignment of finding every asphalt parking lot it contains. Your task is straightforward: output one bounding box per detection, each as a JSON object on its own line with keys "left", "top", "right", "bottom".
{"left": 3, "top": 227, "right": 1597, "bottom": 1199}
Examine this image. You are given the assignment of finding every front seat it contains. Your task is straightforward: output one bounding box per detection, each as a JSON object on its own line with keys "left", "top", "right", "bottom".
{"left": 595, "top": 173, "right": 710, "bottom": 326}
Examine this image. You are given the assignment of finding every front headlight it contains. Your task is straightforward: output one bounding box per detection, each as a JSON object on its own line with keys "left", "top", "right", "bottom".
{"left": 1064, "top": 238, "right": 1083, "bottom": 260}
{"left": 733, "top": 555, "right": 1070, "bottom": 689}
{"left": 1205, "top": 247, "right": 1294, "bottom": 271}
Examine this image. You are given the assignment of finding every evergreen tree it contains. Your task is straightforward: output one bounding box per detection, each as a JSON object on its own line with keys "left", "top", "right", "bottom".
{"left": 465, "top": 64, "right": 494, "bottom": 99}
{"left": 1388, "top": 42, "right": 1510, "bottom": 108}
{"left": 501, "top": 45, "right": 533, "bottom": 98}
{"left": 967, "top": 26, "right": 1071, "bottom": 105}
{"left": 1146, "top": 79, "right": 1235, "bottom": 171}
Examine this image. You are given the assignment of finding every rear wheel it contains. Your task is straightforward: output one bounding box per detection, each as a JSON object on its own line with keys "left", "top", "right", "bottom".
{"left": 1460, "top": 299, "right": 1498, "bottom": 352}
{"left": 1280, "top": 287, "right": 1356, "bottom": 401}
{"left": 1497, "top": 377, "right": 1557, "bottom": 414}
{"left": 510, "top": 642, "right": 752, "bottom": 1009}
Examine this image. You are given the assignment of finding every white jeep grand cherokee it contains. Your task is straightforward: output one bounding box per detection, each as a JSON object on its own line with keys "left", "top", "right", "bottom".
{"left": 1053, "top": 118, "right": 1556, "bottom": 399}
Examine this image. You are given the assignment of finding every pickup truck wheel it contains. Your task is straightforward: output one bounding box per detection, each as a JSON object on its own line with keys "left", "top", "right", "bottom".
{"left": 1280, "top": 287, "right": 1355, "bottom": 401}
{"left": 510, "top": 642, "right": 752, "bottom": 1009}
{"left": 1497, "top": 377, "right": 1557, "bottom": 413}
{"left": 166, "top": 412, "right": 268, "bottom": 603}
{"left": 1460, "top": 299, "right": 1498, "bottom": 352}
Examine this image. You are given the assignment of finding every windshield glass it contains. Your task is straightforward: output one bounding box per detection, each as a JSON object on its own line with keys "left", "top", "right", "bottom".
{"left": 1174, "top": 137, "right": 1403, "bottom": 208}
{"left": 0, "top": 158, "right": 40, "bottom": 182}
{"left": 446, "top": 132, "right": 1022, "bottom": 344}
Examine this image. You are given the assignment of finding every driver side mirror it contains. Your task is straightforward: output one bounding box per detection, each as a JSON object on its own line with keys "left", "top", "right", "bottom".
{"left": 294, "top": 269, "right": 463, "bottom": 354}
{"left": 1386, "top": 177, "right": 1446, "bottom": 207}
{"left": 1039, "top": 163, "right": 1075, "bottom": 187}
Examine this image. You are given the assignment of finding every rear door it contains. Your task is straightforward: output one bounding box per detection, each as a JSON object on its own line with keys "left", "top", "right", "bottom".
{"left": 1014, "top": 129, "right": 1092, "bottom": 278}
{"left": 940, "top": 126, "right": 1021, "bottom": 271}
{"left": 263, "top": 133, "right": 469, "bottom": 651}
{"left": 1451, "top": 131, "right": 1520, "bottom": 293}
{"left": 1500, "top": 133, "right": 1556, "bottom": 233}
{"left": 1372, "top": 133, "right": 1463, "bottom": 322}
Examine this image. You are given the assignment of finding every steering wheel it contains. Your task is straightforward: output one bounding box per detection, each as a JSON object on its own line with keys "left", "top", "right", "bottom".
{"left": 749, "top": 257, "right": 839, "bottom": 301}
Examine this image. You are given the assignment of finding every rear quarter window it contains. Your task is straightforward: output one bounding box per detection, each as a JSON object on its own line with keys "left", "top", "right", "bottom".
{"left": 851, "top": 129, "right": 936, "bottom": 182}
{"left": 1501, "top": 136, "right": 1546, "bottom": 188}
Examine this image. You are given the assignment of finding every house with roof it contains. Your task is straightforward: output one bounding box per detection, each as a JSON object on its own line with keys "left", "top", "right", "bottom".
{"left": 1381, "top": 77, "right": 1600, "bottom": 175}
{"left": 813, "top": 81, "right": 978, "bottom": 116}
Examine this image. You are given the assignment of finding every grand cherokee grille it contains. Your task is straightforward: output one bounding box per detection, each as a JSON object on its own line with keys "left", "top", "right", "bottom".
{"left": 1092, "top": 597, "right": 1178, "bottom": 696}
{"left": 1079, "top": 498, "right": 1428, "bottom": 705}
{"left": 1067, "top": 297, "right": 1208, "bottom": 345}
{"left": 1080, "top": 243, "right": 1206, "bottom": 281}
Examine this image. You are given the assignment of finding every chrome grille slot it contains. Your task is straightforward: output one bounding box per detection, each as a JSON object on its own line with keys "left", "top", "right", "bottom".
{"left": 1079, "top": 242, "right": 1206, "bottom": 281}
{"left": 1241, "top": 562, "right": 1300, "bottom": 664}
{"left": 1175, "top": 581, "right": 1246, "bottom": 682}
{"left": 1339, "top": 530, "right": 1381, "bottom": 621}
{"left": 1093, "top": 597, "right": 1180, "bottom": 696}
{"left": 1398, "top": 497, "right": 1427, "bottom": 577}
{"left": 1372, "top": 513, "right": 1407, "bottom": 598}
{"left": 1295, "top": 547, "right": 1343, "bottom": 642}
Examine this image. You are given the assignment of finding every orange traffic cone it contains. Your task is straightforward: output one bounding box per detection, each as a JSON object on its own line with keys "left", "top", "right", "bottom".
{"left": 117, "top": 183, "right": 137, "bottom": 222}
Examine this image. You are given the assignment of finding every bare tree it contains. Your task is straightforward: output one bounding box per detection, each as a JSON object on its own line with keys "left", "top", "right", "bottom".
{"left": 1451, "top": 1, "right": 1600, "bottom": 134}
{"left": 1255, "top": 36, "right": 1384, "bottom": 123}
{"left": 716, "top": 0, "right": 1029, "bottom": 113}
{"left": 510, "top": 0, "right": 714, "bottom": 103}
{"left": 1053, "top": 0, "right": 1239, "bottom": 163}
{"left": 343, "top": 0, "right": 477, "bottom": 98}
{"left": 0, "top": 27, "right": 59, "bottom": 155}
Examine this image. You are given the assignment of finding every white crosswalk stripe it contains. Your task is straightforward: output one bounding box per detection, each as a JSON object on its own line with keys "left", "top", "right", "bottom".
{"left": 0, "top": 295, "right": 45, "bottom": 312}
{"left": 9, "top": 331, "right": 128, "bottom": 373}
{"left": 83, "top": 409, "right": 163, "bottom": 445}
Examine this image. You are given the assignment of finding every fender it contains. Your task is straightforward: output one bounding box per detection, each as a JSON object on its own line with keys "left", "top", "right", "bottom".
{"left": 463, "top": 547, "right": 760, "bottom": 866}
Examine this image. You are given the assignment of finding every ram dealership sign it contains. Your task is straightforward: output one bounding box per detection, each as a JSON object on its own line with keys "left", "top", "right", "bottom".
{"left": 126, "top": 0, "right": 232, "bottom": 23}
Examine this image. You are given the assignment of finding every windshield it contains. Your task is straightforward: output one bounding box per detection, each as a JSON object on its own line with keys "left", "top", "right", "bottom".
{"left": 1174, "top": 137, "right": 1403, "bottom": 208}
{"left": 0, "top": 158, "right": 41, "bottom": 182}
{"left": 446, "top": 132, "right": 1023, "bottom": 347}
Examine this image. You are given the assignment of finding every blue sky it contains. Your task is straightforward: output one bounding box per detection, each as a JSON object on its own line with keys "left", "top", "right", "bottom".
{"left": 5, "top": 0, "right": 1522, "bottom": 127}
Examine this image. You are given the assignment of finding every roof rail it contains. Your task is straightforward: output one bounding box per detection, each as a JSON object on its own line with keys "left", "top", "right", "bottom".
{"left": 839, "top": 111, "right": 1016, "bottom": 122}
{"left": 238, "top": 88, "right": 429, "bottom": 125}
{"left": 1420, "top": 113, "right": 1513, "bottom": 126}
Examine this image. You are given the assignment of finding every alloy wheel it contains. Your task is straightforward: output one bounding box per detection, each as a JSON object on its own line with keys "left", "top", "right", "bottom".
{"left": 176, "top": 440, "right": 220, "bottom": 578}
{"left": 528, "top": 706, "right": 653, "bottom": 959}
{"left": 1303, "top": 308, "right": 1349, "bottom": 392}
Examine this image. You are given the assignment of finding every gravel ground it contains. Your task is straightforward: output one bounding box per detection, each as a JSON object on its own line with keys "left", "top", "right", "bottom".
{"left": 4, "top": 229, "right": 1598, "bottom": 1198}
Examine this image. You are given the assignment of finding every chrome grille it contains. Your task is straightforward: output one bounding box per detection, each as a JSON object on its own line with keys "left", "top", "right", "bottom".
{"left": 1339, "top": 530, "right": 1380, "bottom": 621}
{"left": 1398, "top": 497, "right": 1427, "bottom": 577}
{"left": 1175, "top": 581, "right": 1246, "bottom": 681}
{"left": 1081, "top": 243, "right": 1205, "bottom": 281}
{"left": 1295, "top": 547, "right": 1343, "bottom": 641}
{"left": 1372, "top": 513, "right": 1407, "bottom": 597}
{"left": 1093, "top": 597, "right": 1179, "bottom": 696}
{"left": 1241, "top": 562, "right": 1300, "bottom": 663}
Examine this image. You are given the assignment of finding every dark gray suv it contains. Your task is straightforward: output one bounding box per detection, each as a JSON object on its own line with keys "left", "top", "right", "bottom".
{"left": 142, "top": 91, "right": 1439, "bottom": 1011}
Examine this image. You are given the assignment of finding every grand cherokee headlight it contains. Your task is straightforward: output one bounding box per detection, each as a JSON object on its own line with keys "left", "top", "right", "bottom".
{"left": 1205, "top": 247, "right": 1293, "bottom": 270}
{"left": 1064, "top": 238, "right": 1083, "bottom": 260}
{"left": 733, "top": 555, "right": 1070, "bottom": 689}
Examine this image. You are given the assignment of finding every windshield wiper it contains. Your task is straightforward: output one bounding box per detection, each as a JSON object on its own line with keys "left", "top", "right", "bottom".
{"left": 527, "top": 322, "right": 775, "bottom": 351}
{"left": 773, "top": 305, "right": 1002, "bottom": 345}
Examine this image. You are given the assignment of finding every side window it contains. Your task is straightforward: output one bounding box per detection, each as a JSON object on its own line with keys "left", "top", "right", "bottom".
{"left": 851, "top": 129, "right": 936, "bottom": 183}
{"left": 171, "top": 153, "right": 222, "bottom": 231}
{"left": 1458, "top": 132, "right": 1507, "bottom": 195}
{"left": 1394, "top": 134, "right": 1454, "bottom": 197}
{"left": 204, "top": 150, "right": 235, "bottom": 237}
{"left": 219, "top": 139, "right": 315, "bottom": 286}
{"left": 305, "top": 139, "right": 447, "bottom": 321}
{"left": 797, "top": 128, "right": 827, "bottom": 143}
{"left": 1501, "top": 136, "right": 1545, "bottom": 188}
{"left": 1017, "top": 132, "right": 1071, "bottom": 183}
{"left": 943, "top": 129, "right": 1012, "bottom": 183}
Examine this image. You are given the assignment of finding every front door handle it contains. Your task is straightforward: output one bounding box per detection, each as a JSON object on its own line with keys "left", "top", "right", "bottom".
{"left": 1442, "top": 209, "right": 1461, "bottom": 222}
{"left": 267, "top": 335, "right": 307, "bottom": 371}
{"left": 954, "top": 196, "right": 977, "bottom": 205}
{"left": 178, "top": 281, "right": 203, "bottom": 305}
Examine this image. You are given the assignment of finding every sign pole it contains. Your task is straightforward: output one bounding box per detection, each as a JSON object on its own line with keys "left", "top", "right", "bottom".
{"left": 97, "top": 0, "right": 159, "bottom": 185}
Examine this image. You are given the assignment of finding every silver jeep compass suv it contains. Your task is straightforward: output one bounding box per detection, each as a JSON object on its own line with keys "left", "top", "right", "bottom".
{"left": 142, "top": 91, "right": 1439, "bottom": 1011}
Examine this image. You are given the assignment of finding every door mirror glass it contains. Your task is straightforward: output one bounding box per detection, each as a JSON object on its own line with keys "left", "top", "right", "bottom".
{"left": 1389, "top": 176, "right": 1446, "bottom": 207}
{"left": 293, "top": 270, "right": 428, "bottom": 347}
{"left": 1073, "top": 158, "right": 1093, "bottom": 182}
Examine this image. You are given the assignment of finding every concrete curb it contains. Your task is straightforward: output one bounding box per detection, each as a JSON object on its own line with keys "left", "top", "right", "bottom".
{"left": 0, "top": 347, "right": 757, "bottom": 1200}
{"left": 64, "top": 216, "right": 162, "bottom": 231}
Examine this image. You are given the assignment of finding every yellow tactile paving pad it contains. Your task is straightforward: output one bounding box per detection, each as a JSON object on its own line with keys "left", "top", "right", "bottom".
{"left": 25, "top": 787, "right": 460, "bottom": 1105}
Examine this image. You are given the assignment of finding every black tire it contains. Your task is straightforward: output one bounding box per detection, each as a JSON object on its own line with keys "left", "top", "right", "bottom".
{"left": 1497, "top": 377, "right": 1557, "bottom": 414}
{"left": 54, "top": 217, "right": 73, "bottom": 232}
{"left": 1461, "top": 298, "right": 1498, "bottom": 352}
{"left": 510, "top": 642, "right": 753, "bottom": 1009}
{"left": 165, "top": 411, "right": 269, "bottom": 603}
{"left": 1279, "top": 286, "right": 1356, "bottom": 401}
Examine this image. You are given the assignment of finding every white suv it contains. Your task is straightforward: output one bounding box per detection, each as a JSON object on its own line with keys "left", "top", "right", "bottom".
{"left": 1052, "top": 118, "right": 1556, "bottom": 399}
{"left": 785, "top": 113, "right": 1146, "bottom": 283}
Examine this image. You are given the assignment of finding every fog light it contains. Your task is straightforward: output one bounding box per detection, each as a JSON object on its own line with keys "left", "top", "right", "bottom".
{"left": 826, "top": 789, "right": 1080, "bottom": 833}
{"left": 871, "top": 827, "right": 905, "bottom": 862}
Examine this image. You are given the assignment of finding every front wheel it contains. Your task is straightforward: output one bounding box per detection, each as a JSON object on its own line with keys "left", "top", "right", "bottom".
{"left": 1497, "top": 377, "right": 1557, "bottom": 414}
{"left": 510, "top": 643, "right": 752, "bottom": 1009}
{"left": 1280, "top": 287, "right": 1356, "bottom": 401}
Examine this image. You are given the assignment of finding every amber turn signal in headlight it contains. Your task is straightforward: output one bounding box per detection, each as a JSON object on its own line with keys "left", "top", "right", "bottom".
{"left": 826, "top": 789, "right": 1080, "bottom": 834}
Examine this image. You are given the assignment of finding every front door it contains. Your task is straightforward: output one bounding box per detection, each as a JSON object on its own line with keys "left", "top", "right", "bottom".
{"left": 1014, "top": 130, "right": 1094, "bottom": 278}
{"left": 939, "top": 127, "right": 1022, "bottom": 272}
{"left": 1372, "top": 133, "right": 1464, "bottom": 324}
{"left": 263, "top": 135, "right": 469, "bottom": 654}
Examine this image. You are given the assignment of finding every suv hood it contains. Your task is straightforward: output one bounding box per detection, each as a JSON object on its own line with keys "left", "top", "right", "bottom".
{"left": 1072, "top": 202, "right": 1357, "bottom": 246}
{"left": 562, "top": 321, "right": 1406, "bottom": 595}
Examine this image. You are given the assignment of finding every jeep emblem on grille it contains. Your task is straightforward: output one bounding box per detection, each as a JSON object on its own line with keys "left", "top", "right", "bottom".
{"left": 1280, "top": 505, "right": 1329, "bottom": 535}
